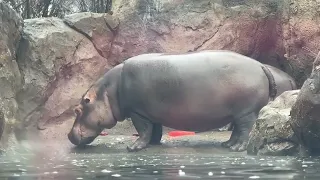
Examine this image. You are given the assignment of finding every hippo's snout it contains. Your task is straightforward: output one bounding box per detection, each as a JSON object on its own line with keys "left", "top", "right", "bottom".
{"left": 68, "top": 132, "right": 81, "bottom": 145}
{"left": 68, "top": 131, "right": 97, "bottom": 146}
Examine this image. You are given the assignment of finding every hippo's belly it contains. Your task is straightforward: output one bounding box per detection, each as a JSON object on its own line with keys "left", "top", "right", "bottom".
{"left": 156, "top": 109, "right": 234, "bottom": 131}
{"left": 128, "top": 75, "right": 267, "bottom": 131}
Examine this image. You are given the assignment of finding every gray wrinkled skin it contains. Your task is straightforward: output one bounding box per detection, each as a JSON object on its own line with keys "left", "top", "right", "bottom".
{"left": 68, "top": 50, "right": 294, "bottom": 152}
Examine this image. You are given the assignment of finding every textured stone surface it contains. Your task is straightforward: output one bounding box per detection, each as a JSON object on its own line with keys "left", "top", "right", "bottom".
{"left": 290, "top": 52, "right": 320, "bottom": 156}
{"left": 111, "top": 0, "right": 287, "bottom": 70}
{"left": 281, "top": 0, "right": 320, "bottom": 87}
{"left": 16, "top": 17, "right": 111, "bottom": 133}
{"left": 111, "top": 0, "right": 320, "bottom": 87}
{"left": 0, "top": 2, "right": 23, "bottom": 149}
{"left": 247, "top": 90, "right": 300, "bottom": 156}
{"left": 63, "top": 12, "right": 120, "bottom": 64}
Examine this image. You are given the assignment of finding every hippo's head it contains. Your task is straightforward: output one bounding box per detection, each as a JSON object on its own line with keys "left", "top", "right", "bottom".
{"left": 68, "top": 87, "right": 117, "bottom": 146}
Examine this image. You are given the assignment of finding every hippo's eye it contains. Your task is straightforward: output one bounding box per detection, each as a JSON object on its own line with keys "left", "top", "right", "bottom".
{"left": 84, "top": 98, "right": 90, "bottom": 104}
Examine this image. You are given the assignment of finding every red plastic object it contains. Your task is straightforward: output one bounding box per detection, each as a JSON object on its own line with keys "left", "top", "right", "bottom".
{"left": 168, "top": 131, "right": 195, "bottom": 137}
{"left": 100, "top": 132, "right": 108, "bottom": 136}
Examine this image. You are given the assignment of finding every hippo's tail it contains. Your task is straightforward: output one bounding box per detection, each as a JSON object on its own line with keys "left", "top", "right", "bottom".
{"left": 261, "top": 65, "right": 277, "bottom": 101}
{"left": 289, "top": 79, "right": 297, "bottom": 90}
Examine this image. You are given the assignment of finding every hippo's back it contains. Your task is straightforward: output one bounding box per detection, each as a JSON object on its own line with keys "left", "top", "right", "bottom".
{"left": 119, "top": 51, "right": 270, "bottom": 130}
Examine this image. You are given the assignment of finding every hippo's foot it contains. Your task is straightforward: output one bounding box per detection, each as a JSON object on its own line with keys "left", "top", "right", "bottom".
{"left": 221, "top": 133, "right": 238, "bottom": 148}
{"left": 221, "top": 138, "right": 248, "bottom": 152}
{"left": 223, "top": 112, "right": 257, "bottom": 152}
{"left": 127, "top": 138, "right": 149, "bottom": 152}
{"left": 128, "top": 113, "right": 153, "bottom": 152}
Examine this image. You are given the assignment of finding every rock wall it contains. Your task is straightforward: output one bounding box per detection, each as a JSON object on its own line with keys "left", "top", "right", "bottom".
{"left": 0, "top": 0, "right": 319, "bottom": 147}
{"left": 281, "top": 0, "right": 320, "bottom": 87}
{"left": 112, "top": 0, "right": 287, "bottom": 68}
{"left": 0, "top": 2, "right": 23, "bottom": 149}
{"left": 290, "top": 52, "right": 320, "bottom": 156}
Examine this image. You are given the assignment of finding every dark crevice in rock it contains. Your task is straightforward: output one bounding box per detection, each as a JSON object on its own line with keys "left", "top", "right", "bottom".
{"left": 193, "top": 26, "right": 221, "bottom": 51}
{"left": 0, "top": 111, "right": 4, "bottom": 142}
{"left": 149, "top": 28, "right": 169, "bottom": 37}
{"left": 104, "top": 18, "right": 120, "bottom": 63}
{"left": 103, "top": 17, "right": 119, "bottom": 35}
{"left": 189, "top": 9, "right": 210, "bottom": 14}
{"left": 63, "top": 22, "right": 107, "bottom": 59}
{"left": 73, "top": 38, "right": 85, "bottom": 57}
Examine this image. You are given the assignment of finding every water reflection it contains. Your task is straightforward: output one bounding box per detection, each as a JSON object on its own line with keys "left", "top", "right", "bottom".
{"left": 0, "top": 137, "right": 319, "bottom": 180}
{"left": 2, "top": 147, "right": 320, "bottom": 180}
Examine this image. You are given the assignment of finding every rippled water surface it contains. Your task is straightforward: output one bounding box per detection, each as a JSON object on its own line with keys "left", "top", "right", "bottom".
{"left": 1, "top": 146, "right": 320, "bottom": 180}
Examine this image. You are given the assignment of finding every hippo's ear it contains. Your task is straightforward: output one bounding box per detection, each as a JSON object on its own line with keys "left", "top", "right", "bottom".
{"left": 74, "top": 105, "right": 83, "bottom": 116}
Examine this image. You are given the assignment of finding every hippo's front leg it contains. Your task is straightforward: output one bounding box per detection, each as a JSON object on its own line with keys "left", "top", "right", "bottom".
{"left": 127, "top": 113, "right": 153, "bottom": 152}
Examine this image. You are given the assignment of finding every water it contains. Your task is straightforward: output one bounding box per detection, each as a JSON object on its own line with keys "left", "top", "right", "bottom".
{"left": 1, "top": 147, "right": 320, "bottom": 180}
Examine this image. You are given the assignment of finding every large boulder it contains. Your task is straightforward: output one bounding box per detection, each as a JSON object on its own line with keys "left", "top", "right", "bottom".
{"left": 0, "top": 2, "right": 23, "bottom": 149}
{"left": 16, "top": 15, "right": 117, "bottom": 139}
{"left": 247, "top": 90, "right": 300, "bottom": 156}
{"left": 290, "top": 52, "right": 320, "bottom": 156}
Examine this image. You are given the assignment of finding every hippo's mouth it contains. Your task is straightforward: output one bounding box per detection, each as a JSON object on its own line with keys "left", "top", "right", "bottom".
{"left": 80, "top": 136, "right": 96, "bottom": 145}
{"left": 68, "top": 132, "right": 97, "bottom": 146}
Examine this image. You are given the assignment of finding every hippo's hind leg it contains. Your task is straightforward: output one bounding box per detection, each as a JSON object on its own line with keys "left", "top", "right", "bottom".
{"left": 127, "top": 113, "right": 154, "bottom": 152}
{"left": 221, "top": 123, "right": 239, "bottom": 148}
{"left": 223, "top": 112, "right": 257, "bottom": 152}
{"left": 150, "top": 123, "right": 163, "bottom": 145}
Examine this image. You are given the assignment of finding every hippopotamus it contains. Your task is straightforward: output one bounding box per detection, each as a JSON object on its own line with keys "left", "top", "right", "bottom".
{"left": 68, "top": 50, "right": 284, "bottom": 152}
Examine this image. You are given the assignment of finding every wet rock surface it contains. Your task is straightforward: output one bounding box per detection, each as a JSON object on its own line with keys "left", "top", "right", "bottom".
{"left": 247, "top": 90, "right": 300, "bottom": 156}
{"left": 0, "top": 2, "right": 23, "bottom": 148}
{"left": 290, "top": 52, "right": 320, "bottom": 156}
